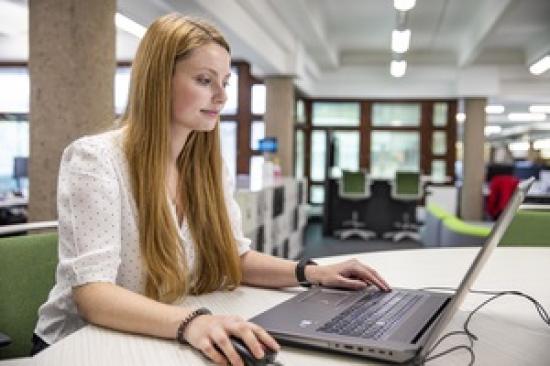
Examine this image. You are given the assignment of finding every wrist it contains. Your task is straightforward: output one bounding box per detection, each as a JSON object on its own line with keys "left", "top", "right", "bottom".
{"left": 176, "top": 307, "right": 212, "bottom": 344}
{"left": 295, "top": 258, "right": 318, "bottom": 287}
{"left": 304, "top": 264, "right": 321, "bottom": 286}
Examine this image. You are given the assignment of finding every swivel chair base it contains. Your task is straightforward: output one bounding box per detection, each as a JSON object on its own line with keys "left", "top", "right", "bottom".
{"left": 335, "top": 211, "right": 376, "bottom": 240}
{"left": 383, "top": 230, "right": 420, "bottom": 242}
{"left": 336, "top": 228, "right": 377, "bottom": 240}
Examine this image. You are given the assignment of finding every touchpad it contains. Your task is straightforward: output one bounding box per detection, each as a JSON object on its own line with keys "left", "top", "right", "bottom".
{"left": 300, "top": 289, "right": 355, "bottom": 307}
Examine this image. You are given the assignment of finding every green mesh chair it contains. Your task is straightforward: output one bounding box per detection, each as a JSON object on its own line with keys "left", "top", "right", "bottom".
{"left": 500, "top": 205, "right": 550, "bottom": 247}
{"left": 384, "top": 171, "right": 423, "bottom": 241}
{"left": 335, "top": 170, "right": 376, "bottom": 240}
{"left": 0, "top": 228, "right": 58, "bottom": 359}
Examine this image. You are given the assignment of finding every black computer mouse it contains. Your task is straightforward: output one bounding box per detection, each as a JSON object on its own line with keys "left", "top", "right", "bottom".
{"left": 218, "top": 336, "right": 278, "bottom": 366}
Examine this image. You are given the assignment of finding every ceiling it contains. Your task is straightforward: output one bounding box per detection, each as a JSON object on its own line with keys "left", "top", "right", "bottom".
{"left": 1, "top": 0, "right": 550, "bottom": 140}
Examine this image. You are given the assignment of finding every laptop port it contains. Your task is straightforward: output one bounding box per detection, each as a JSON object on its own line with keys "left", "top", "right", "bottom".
{"left": 379, "top": 350, "right": 386, "bottom": 354}
{"left": 368, "top": 349, "right": 375, "bottom": 353}
{"left": 344, "top": 345, "right": 353, "bottom": 350}
{"left": 357, "top": 347, "right": 363, "bottom": 352}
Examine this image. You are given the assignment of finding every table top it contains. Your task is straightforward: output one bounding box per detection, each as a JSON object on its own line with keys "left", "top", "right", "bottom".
{"left": 8, "top": 247, "right": 550, "bottom": 366}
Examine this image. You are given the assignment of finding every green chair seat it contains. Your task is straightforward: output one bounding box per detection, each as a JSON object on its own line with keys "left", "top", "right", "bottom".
{"left": 442, "top": 216, "right": 492, "bottom": 237}
{"left": 0, "top": 232, "right": 58, "bottom": 359}
{"left": 426, "top": 203, "right": 452, "bottom": 220}
{"left": 500, "top": 209, "right": 550, "bottom": 247}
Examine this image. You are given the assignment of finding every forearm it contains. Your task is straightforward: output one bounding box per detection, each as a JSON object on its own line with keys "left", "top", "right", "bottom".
{"left": 73, "top": 282, "right": 192, "bottom": 340}
{"left": 241, "top": 250, "right": 316, "bottom": 288}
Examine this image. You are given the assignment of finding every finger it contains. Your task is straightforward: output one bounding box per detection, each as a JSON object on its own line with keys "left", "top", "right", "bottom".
{"left": 198, "top": 338, "right": 227, "bottom": 366}
{"left": 230, "top": 328, "right": 265, "bottom": 359}
{"left": 250, "top": 323, "right": 280, "bottom": 352}
{"left": 335, "top": 275, "right": 368, "bottom": 290}
{"left": 211, "top": 332, "right": 243, "bottom": 366}
{"left": 348, "top": 265, "right": 390, "bottom": 291}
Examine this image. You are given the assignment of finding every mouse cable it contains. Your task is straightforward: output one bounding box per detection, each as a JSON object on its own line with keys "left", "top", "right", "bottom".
{"left": 413, "top": 287, "right": 550, "bottom": 365}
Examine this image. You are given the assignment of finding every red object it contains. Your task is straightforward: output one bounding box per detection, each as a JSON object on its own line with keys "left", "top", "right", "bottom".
{"left": 486, "top": 175, "right": 519, "bottom": 220}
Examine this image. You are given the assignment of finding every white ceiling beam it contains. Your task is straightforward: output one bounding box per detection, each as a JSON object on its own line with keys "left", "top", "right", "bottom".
{"left": 458, "top": 0, "right": 513, "bottom": 67}
{"left": 525, "top": 27, "right": 550, "bottom": 66}
{"left": 267, "top": 0, "right": 338, "bottom": 69}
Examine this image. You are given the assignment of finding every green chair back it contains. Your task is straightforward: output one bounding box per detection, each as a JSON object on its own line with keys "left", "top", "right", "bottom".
{"left": 0, "top": 233, "right": 58, "bottom": 359}
{"left": 342, "top": 171, "right": 366, "bottom": 194}
{"left": 394, "top": 171, "right": 421, "bottom": 198}
{"left": 500, "top": 209, "right": 550, "bottom": 247}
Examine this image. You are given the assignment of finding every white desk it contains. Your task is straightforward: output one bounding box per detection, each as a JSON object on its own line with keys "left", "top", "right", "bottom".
{"left": 21, "top": 248, "right": 550, "bottom": 365}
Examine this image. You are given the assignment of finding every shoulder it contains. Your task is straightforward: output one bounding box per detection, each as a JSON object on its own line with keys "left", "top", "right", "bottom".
{"left": 61, "top": 129, "right": 124, "bottom": 175}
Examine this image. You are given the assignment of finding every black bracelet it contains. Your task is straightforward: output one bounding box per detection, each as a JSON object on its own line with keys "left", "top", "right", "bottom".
{"left": 176, "top": 307, "right": 212, "bottom": 345}
{"left": 296, "top": 258, "right": 318, "bottom": 287}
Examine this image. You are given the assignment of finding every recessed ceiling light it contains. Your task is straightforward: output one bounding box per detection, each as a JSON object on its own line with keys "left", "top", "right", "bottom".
{"left": 115, "top": 13, "right": 146, "bottom": 39}
{"left": 508, "top": 113, "right": 546, "bottom": 122}
{"left": 529, "top": 55, "right": 550, "bottom": 75}
{"left": 394, "top": 0, "right": 416, "bottom": 11}
{"left": 485, "top": 105, "right": 505, "bottom": 114}
{"left": 390, "top": 60, "right": 407, "bottom": 77}
{"left": 529, "top": 105, "right": 550, "bottom": 114}
{"left": 391, "top": 29, "right": 411, "bottom": 54}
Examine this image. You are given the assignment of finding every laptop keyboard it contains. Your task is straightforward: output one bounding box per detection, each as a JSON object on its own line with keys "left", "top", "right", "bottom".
{"left": 317, "top": 291, "right": 422, "bottom": 340}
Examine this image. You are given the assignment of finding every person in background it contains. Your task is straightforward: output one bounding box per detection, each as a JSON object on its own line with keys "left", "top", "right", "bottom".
{"left": 32, "top": 13, "right": 390, "bottom": 366}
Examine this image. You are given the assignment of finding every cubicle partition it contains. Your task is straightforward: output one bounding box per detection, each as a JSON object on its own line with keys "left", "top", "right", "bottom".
{"left": 235, "top": 177, "right": 308, "bottom": 259}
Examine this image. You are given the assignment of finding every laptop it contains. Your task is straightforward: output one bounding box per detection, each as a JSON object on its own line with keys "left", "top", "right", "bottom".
{"left": 251, "top": 177, "right": 535, "bottom": 363}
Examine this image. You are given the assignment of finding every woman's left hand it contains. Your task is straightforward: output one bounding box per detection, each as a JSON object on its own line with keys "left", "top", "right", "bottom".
{"left": 306, "top": 259, "right": 391, "bottom": 291}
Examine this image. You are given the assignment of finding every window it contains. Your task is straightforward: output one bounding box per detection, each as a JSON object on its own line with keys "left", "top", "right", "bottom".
{"left": 296, "top": 99, "right": 306, "bottom": 124}
{"left": 310, "top": 185, "right": 325, "bottom": 204}
{"left": 219, "top": 121, "right": 237, "bottom": 181}
{"left": 221, "top": 68, "right": 238, "bottom": 115}
{"left": 0, "top": 118, "right": 29, "bottom": 194}
{"left": 432, "top": 131, "right": 447, "bottom": 155}
{"left": 433, "top": 102, "right": 448, "bottom": 127}
{"left": 0, "top": 67, "right": 29, "bottom": 113}
{"left": 370, "top": 131, "right": 420, "bottom": 178}
{"left": 251, "top": 120, "right": 265, "bottom": 150}
{"left": 372, "top": 103, "right": 420, "bottom": 127}
{"left": 431, "top": 160, "right": 447, "bottom": 182}
{"left": 295, "top": 130, "right": 304, "bottom": 178}
{"left": 115, "top": 67, "right": 131, "bottom": 115}
{"left": 251, "top": 84, "right": 266, "bottom": 115}
{"left": 332, "top": 131, "right": 360, "bottom": 173}
{"left": 310, "top": 130, "right": 326, "bottom": 181}
{"left": 312, "top": 102, "right": 360, "bottom": 126}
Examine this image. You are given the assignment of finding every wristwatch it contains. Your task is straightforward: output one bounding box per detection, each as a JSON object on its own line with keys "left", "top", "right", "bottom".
{"left": 295, "top": 258, "right": 318, "bottom": 287}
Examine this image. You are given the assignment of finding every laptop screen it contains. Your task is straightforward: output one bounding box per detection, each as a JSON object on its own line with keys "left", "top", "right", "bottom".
{"left": 418, "top": 177, "right": 535, "bottom": 359}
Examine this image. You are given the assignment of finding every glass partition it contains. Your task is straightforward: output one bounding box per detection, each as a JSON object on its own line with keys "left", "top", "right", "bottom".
{"left": 221, "top": 68, "right": 238, "bottom": 115}
{"left": 433, "top": 102, "right": 448, "bottom": 127}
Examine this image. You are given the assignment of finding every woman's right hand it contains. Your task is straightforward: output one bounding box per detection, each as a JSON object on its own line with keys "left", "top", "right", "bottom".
{"left": 183, "top": 314, "right": 280, "bottom": 366}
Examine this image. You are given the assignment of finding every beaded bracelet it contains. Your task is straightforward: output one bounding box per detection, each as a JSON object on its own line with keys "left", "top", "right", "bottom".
{"left": 176, "top": 307, "right": 212, "bottom": 345}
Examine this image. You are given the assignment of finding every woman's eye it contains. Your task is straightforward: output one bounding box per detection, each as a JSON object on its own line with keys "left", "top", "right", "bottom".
{"left": 196, "top": 77, "right": 211, "bottom": 85}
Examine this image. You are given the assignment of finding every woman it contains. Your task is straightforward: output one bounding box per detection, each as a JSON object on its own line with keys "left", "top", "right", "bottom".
{"left": 33, "top": 13, "right": 390, "bottom": 366}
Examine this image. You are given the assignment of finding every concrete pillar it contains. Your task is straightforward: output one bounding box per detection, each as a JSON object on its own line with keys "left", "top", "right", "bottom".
{"left": 460, "top": 98, "right": 486, "bottom": 220}
{"left": 264, "top": 76, "right": 295, "bottom": 176}
{"left": 28, "top": 0, "right": 116, "bottom": 221}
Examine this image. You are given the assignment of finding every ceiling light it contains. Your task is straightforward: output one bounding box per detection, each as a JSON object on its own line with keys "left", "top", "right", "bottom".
{"left": 509, "top": 141, "right": 530, "bottom": 152}
{"left": 529, "top": 105, "right": 550, "bottom": 114}
{"left": 507, "top": 113, "right": 546, "bottom": 122}
{"left": 534, "top": 139, "right": 550, "bottom": 150}
{"left": 115, "top": 13, "right": 146, "bottom": 39}
{"left": 529, "top": 55, "right": 550, "bottom": 75}
{"left": 485, "top": 105, "right": 505, "bottom": 114}
{"left": 394, "top": 0, "right": 416, "bottom": 11}
{"left": 391, "top": 29, "right": 411, "bottom": 54}
{"left": 485, "top": 125, "right": 502, "bottom": 135}
{"left": 390, "top": 60, "right": 407, "bottom": 77}
{"left": 455, "top": 112, "right": 466, "bottom": 123}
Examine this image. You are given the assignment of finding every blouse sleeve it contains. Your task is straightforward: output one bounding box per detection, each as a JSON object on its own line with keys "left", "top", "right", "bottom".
{"left": 56, "top": 137, "right": 122, "bottom": 288}
{"left": 221, "top": 160, "right": 251, "bottom": 256}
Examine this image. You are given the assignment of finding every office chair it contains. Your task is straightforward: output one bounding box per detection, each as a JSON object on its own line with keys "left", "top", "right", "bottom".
{"left": 334, "top": 170, "right": 376, "bottom": 240}
{"left": 384, "top": 170, "right": 422, "bottom": 242}
{"left": 0, "top": 222, "right": 58, "bottom": 359}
